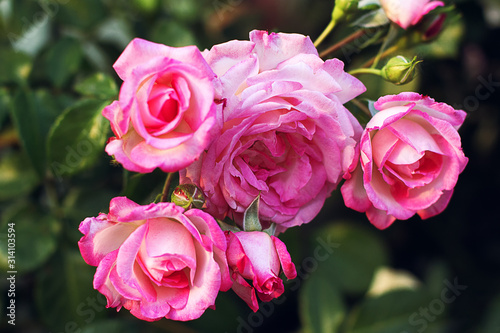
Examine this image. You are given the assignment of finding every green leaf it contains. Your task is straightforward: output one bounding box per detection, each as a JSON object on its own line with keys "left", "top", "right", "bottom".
{"left": 2, "top": 6, "right": 52, "bottom": 57}
{"left": 44, "top": 37, "right": 84, "bottom": 88}
{"left": 121, "top": 168, "right": 168, "bottom": 204}
{"left": 0, "top": 48, "right": 32, "bottom": 84}
{"left": 413, "top": 15, "right": 465, "bottom": 59}
{"left": 163, "top": 0, "right": 201, "bottom": 23}
{"left": 300, "top": 269, "right": 346, "bottom": 333}
{"left": 479, "top": 294, "right": 500, "bottom": 333}
{"left": 217, "top": 219, "right": 241, "bottom": 233}
{"left": 81, "top": 41, "right": 111, "bottom": 72}
{"left": 47, "top": 99, "right": 111, "bottom": 179}
{"left": 62, "top": 187, "right": 118, "bottom": 243}
{"left": 0, "top": 150, "right": 39, "bottom": 201}
{"left": 96, "top": 17, "right": 134, "bottom": 50}
{"left": 358, "top": 0, "right": 380, "bottom": 10}
{"left": 345, "top": 289, "right": 433, "bottom": 333}
{"left": 424, "top": 261, "right": 451, "bottom": 297}
{"left": 352, "top": 8, "right": 389, "bottom": 28}
{"left": 35, "top": 249, "right": 105, "bottom": 331}
{"left": 243, "top": 194, "right": 262, "bottom": 232}
{"left": 9, "top": 88, "right": 58, "bottom": 177}
{"left": 57, "top": 0, "right": 106, "bottom": 30}
{"left": 0, "top": 87, "right": 11, "bottom": 128}
{"left": 367, "top": 267, "right": 421, "bottom": 297}
{"left": 74, "top": 73, "right": 118, "bottom": 99}
{"left": 0, "top": 203, "right": 60, "bottom": 273}
{"left": 132, "top": 0, "right": 160, "bottom": 14}
{"left": 367, "top": 100, "right": 378, "bottom": 116}
{"left": 149, "top": 19, "right": 198, "bottom": 47}
{"left": 312, "top": 222, "right": 389, "bottom": 294}
{"left": 0, "top": 0, "right": 13, "bottom": 23}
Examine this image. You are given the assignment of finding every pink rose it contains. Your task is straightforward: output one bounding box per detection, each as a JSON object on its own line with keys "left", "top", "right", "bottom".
{"left": 341, "top": 93, "right": 468, "bottom": 229}
{"left": 225, "top": 230, "right": 297, "bottom": 312}
{"left": 78, "top": 197, "right": 232, "bottom": 321}
{"left": 181, "top": 30, "right": 365, "bottom": 230}
{"left": 380, "top": 0, "right": 444, "bottom": 29}
{"left": 103, "top": 38, "right": 217, "bottom": 173}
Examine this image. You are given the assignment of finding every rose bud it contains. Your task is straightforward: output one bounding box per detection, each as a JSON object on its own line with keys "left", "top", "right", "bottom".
{"left": 381, "top": 56, "right": 422, "bottom": 85}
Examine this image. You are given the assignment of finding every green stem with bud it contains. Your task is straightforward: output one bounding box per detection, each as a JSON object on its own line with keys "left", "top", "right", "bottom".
{"left": 319, "top": 29, "right": 367, "bottom": 58}
{"left": 349, "top": 68, "right": 382, "bottom": 76}
{"left": 314, "top": 0, "right": 359, "bottom": 48}
{"left": 362, "top": 45, "right": 398, "bottom": 68}
{"left": 160, "top": 172, "right": 175, "bottom": 203}
{"left": 314, "top": 20, "right": 336, "bottom": 48}
{"left": 371, "top": 23, "right": 399, "bottom": 68}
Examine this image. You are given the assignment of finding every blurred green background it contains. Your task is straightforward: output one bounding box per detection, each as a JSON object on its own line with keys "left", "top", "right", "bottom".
{"left": 0, "top": 0, "right": 499, "bottom": 332}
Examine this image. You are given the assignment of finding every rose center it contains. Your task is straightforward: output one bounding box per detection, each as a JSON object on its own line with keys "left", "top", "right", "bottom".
{"left": 147, "top": 84, "right": 179, "bottom": 124}
{"left": 158, "top": 266, "right": 190, "bottom": 288}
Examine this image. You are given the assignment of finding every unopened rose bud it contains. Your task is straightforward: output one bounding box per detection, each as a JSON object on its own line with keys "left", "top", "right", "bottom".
{"left": 171, "top": 184, "right": 205, "bottom": 209}
{"left": 380, "top": 0, "right": 444, "bottom": 30}
{"left": 381, "top": 55, "right": 422, "bottom": 85}
{"left": 332, "top": 0, "right": 359, "bottom": 22}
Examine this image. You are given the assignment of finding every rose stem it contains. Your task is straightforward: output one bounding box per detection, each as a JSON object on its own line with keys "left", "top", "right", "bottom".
{"left": 160, "top": 172, "right": 175, "bottom": 202}
{"left": 361, "top": 45, "right": 398, "bottom": 68}
{"left": 319, "top": 29, "right": 367, "bottom": 58}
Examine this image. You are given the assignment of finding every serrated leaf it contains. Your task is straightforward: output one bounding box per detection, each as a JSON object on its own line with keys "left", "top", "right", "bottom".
{"left": 47, "top": 99, "right": 111, "bottom": 179}
{"left": 312, "top": 222, "right": 389, "bottom": 294}
{"left": 0, "top": 203, "right": 60, "bottom": 273}
{"left": 44, "top": 37, "right": 84, "bottom": 88}
{"left": 74, "top": 73, "right": 118, "bottom": 99}
{"left": 0, "top": 150, "right": 39, "bottom": 201}
{"left": 300, "top": 269, "right": 346, "bottom": 333}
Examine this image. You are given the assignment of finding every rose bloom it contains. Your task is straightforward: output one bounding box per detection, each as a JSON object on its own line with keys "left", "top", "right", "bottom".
{"left": 78, "top": 197, "right": 231, "bottom": 321}
{"left": 225, "top": 230, "right": 297, "bottom": 312}
{"left": 380, "top": 0, "right": 444, "bottom": 29}
{"left": 103, "top": 38, "right": 217, "bottom": 173}
{"left": 181, "top": 30, "right": 365, "bottom": 230}
{"left": 341, "top": 93, "right": 468, "bottom": 229}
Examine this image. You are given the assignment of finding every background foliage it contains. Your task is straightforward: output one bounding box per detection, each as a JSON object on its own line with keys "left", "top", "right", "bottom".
{"left": 0, "top": 0, "right": 499, "bottom": 332}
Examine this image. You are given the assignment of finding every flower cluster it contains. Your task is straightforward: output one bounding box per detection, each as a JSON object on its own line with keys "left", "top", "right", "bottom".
{"left": 78, "top": 1, "right": 467, "bottom": 322}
